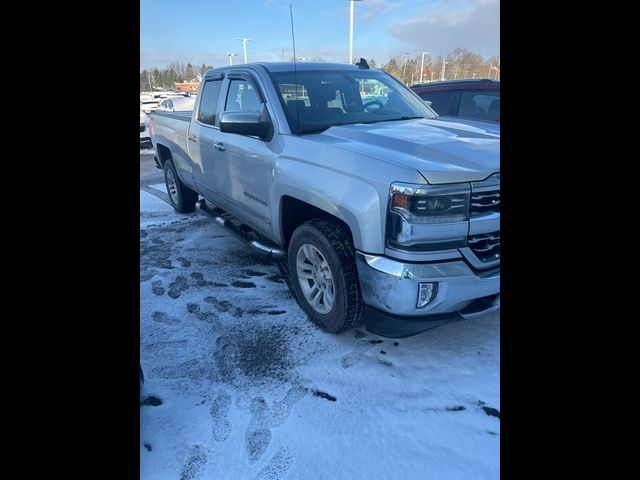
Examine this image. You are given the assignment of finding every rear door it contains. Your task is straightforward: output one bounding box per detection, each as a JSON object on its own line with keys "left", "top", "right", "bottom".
{"left": 189, "top": 71, "right": 225, "bottom": 199}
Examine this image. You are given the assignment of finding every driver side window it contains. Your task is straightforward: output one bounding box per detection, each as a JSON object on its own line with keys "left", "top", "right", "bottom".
{"left": 225, "top": 79, "right": 264, "bottom": 114}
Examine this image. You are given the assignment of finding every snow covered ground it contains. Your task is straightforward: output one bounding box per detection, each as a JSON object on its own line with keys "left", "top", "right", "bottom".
{"left": 140, "top": 188, "right": 500, "bottom": 480}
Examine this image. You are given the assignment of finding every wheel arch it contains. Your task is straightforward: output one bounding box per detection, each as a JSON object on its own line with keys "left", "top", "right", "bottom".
{"left": 279, "top": 195, "right": 358, "bottom": 250}
{"left": 155, "top": 143, "right": 172, "bottom": 167}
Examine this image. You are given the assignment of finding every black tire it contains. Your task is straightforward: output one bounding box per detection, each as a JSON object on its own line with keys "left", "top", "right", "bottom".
{"left": 288, "top": 218, "right": 364, "bottom": 333}
{"left": 163, "top": 159, "right": 198, "bottom": 213}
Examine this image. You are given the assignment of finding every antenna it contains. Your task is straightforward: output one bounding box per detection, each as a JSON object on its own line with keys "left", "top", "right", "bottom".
{"left": 355, "top": 58, "right": 369, "bottom": 69}
{"left": 290, "top": 4, "right": 300, "bottom": 135}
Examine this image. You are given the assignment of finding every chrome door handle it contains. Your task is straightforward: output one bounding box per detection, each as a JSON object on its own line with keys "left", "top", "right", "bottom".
{"left": 214, "top": 142, "right": 226, "bottom": 152}
{"left": 188, "top": 134, "right": 198, "bottom": 142}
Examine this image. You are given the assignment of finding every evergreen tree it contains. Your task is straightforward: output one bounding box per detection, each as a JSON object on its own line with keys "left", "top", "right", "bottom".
{"left": 185, "top": 63, "right": 195, "bottom": 81}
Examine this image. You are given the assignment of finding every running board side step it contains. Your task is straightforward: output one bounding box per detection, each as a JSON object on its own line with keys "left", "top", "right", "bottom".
{"left": 197, "top": 199, "right": 285, "bottom": 257}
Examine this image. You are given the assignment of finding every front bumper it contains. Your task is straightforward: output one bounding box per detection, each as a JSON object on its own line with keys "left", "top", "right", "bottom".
{"left": 356, "top": 252, "right": 500, "bottom": 337}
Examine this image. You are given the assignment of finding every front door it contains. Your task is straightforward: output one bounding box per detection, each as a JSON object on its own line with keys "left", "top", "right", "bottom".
{"left": 215, "top": 75, "right": 274, "bottom": 233}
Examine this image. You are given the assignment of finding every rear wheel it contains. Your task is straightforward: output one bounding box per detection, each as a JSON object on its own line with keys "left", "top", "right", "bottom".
{"left": 288, "top": 219, "right": 364, "bottom": 333}
{"left": 163, "top": 159, "right": 198, "bottom": 213}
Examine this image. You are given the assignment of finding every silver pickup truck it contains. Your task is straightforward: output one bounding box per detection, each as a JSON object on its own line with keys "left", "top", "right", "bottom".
{"left": 149, "top": 61, "right": 500, "bottom": 338}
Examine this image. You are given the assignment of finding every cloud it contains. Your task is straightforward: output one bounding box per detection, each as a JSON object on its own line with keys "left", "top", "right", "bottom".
{"left": 360, "top": 0, "right": 403, "bottom": 23}
{"left": 389, "top": 0, "right": 499, "bottom": 58}
{"left": 140, "top": 51, "right": 230, "bottom": 71}
{"left": 322, "top": 0, "right": 401, "bottom": 22}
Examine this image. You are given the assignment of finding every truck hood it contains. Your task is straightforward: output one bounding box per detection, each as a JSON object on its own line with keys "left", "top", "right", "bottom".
{"left": 313, "top": 117, "right": 500, "bottom": 184}
{"left": 437, "top": 116, "right": 500, "bottom": 135}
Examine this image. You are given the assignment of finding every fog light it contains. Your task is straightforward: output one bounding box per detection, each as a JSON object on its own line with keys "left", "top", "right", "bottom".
{"left": 417, "top": 282, "right": 438, "bottom": 308}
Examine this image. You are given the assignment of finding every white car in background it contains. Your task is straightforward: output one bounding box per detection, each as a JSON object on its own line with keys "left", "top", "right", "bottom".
{"left": 140, "top": 109, "right": 151, "bottom": 146}
{"left": 140, "top": 95, "right": 159, "bottom": 114}
{"left": 156, "top": 95, "right": 196, "bottom": 112}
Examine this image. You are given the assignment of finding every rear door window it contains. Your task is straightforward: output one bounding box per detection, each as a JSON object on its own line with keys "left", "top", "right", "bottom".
{"left": 417, "top": 91, "right": 456, "bottom": 116}
{"left": 198, "top": 80, "right": 223, "bottom": 126}
{"left": 458, "top": 90, "right": 500, "bottom": 122}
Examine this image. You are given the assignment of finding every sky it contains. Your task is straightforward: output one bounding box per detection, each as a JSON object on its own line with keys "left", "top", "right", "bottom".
{"left": 140, "top": 0, "right": 500, "bottom": 71}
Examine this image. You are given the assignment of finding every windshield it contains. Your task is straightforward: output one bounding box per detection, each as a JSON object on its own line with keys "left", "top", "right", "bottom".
{"left": 269, "top": 69, "right": 436, "bottom": 134}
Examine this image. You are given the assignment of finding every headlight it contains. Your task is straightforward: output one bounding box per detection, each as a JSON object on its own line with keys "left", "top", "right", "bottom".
{"left": 390, "top": 182, "right": 470, "bottom": 224}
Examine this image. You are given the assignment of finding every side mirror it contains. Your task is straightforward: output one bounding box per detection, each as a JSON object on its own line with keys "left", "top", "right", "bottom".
{"left": 219, "top": 110, "right": 271, "bottom": 139}
{"left": 423, "top": 100, "right": 433, "bottom": 107}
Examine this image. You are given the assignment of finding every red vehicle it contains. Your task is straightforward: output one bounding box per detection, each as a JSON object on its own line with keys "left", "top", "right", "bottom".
{"left": 411, "top": 79, "right": 500, "bottom": 123}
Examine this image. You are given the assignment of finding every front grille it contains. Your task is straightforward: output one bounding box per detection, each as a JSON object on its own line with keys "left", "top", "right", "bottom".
{"left": 140, "top": 123, "right": 146, "bottom": 133}
{"left": 470, "top": 189, "right": 500, "bottom": 216}
{"left": 468, "top": 231, "right": 500, "bottom": 263}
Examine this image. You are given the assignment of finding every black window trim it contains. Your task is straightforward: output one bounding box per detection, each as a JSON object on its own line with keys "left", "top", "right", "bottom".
{"left": 196, "top": 78, "right": 225, "bottom": 127}
{"left": 204, "top": 71, "right": 224, "bottom": 81}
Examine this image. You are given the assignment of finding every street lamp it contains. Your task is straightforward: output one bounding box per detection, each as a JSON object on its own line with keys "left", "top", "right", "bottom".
{"left": 349, "top": 0, "right": 362, "bottom": 64}
{"left": 227, "top": 53, "right": 237, "bottom": 66}
{"left": 401, "top": 52, "right": 410, "bottom": 85}
{"left": 441, "top": 58, "right": 450, "bottom": 81}
{"left": 237, "top": 37, "right": 251, "bottom": 64}
{"left": 419, "top": 51, "right": 429, "bottom": 83}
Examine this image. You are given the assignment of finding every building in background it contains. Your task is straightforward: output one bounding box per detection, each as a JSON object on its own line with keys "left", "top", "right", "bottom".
{"left": 175, "top": 81, "right": 200, "bottom": 93}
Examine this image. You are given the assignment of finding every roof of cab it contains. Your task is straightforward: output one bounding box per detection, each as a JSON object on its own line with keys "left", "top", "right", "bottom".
{"left": 205, "top": 62, "right": 374, "bottom": 76}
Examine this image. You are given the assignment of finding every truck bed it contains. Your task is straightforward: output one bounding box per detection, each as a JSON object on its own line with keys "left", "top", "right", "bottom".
{"left": 150, "top": 110, "right": 192, "bottom": 122}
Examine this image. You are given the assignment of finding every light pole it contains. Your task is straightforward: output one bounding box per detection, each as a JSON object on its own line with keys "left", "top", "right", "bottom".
{"left": 441, "top": 58, "right": 449, "bottom": 81}
{"left": 419, "top": 52, "right": 429, "bottom": 84}
{"left": 237, "top": 37, "right": 251, "bottom": 64}
{"left": 349, "top": 0, "right": 362, "bottom": 64}
{"left": 401, "top": 52, "right": 410, "bottom": 85}
{"left": 227, "top": 53, "right": 237, "bottom": 65}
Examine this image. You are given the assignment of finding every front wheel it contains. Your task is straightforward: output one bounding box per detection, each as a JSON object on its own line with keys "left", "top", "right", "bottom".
{"left": 163, "top": 159, "right": 198, "bottom": 213}
{"left": 288, "top": 219, "right": 364, "bottom": 333}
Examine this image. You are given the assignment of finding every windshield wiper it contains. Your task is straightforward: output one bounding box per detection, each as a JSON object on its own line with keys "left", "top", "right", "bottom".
{"left": 298, "top": 126, "right": 332, "bottom": 135}
{"left": 297, "top": 116, "right": 425, "bottom": 134}
{"left": 350, "top": 116, "right": 426, "bottom": 125}
{"left": 299, "top": 121, "right": 382, "bottom": 133}
{"left": 393, "top": 116, "right": 425, "bottom": 121}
